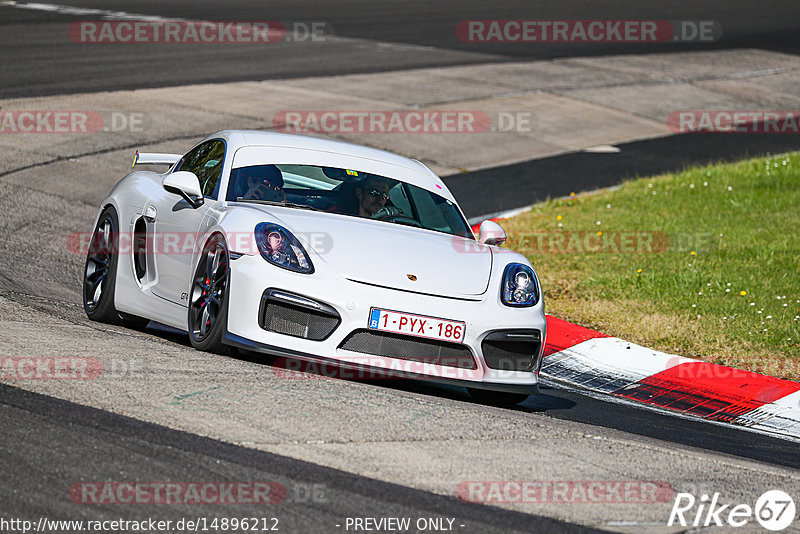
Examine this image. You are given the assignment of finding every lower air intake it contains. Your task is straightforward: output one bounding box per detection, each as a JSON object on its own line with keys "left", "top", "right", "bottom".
{"left": 481, "top": 330, "right": 541, "bottom": 372}
{"left": 259, "top": 292, "right": 339, "bottom": 341}
{"left": 338, "top": 329, "right": 477, "bottom": 369}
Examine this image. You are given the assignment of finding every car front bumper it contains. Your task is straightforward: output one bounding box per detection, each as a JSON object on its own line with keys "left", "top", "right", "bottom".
{"left": 225, "top": 254, "right": 546, "bottom": 393}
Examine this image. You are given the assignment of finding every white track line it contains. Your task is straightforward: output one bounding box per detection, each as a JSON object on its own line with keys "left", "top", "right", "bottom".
{"left": 0, "top": 1, "right": 177, "bottom": 21}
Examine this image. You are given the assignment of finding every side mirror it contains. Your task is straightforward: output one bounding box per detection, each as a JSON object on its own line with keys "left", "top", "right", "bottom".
{"left": 478, "top": 220, "right": 507, "bottom": 246}
{"left": 163, "top": 171, "right": 204, "bottom": 208}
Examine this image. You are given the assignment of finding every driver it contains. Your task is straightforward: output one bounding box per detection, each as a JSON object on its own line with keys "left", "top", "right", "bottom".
{"left": 355, "top": 176, "right": 392, "bottom": 217}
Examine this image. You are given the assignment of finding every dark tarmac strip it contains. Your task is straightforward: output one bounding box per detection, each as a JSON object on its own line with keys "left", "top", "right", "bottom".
{"left": 0, "top": 383, "right": 596, "bottom": 534}
{"left": 448, "top": 132, "right": 800, "bottom": 219}
{"left": 1, "top": 0, "right": 799, "bottom": 98}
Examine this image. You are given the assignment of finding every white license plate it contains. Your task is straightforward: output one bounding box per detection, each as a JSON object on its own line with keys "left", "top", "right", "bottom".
{"left": 368, "top": 308, "right": 466, "bottom": 343}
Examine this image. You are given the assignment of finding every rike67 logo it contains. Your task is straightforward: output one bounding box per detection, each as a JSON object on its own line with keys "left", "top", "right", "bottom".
{"left": 669, "top": 490, "right": 796, "bottom": 531}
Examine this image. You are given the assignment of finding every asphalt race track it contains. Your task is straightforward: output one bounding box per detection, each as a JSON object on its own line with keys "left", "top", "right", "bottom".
{"left": 1, "top": 1, "right": 800, "bottom": 533}
{"left": 0, "top": 384, "right": 594, "bottom": 534}
{"left": 1, "top": 0, "right": 800, "bottom": 98}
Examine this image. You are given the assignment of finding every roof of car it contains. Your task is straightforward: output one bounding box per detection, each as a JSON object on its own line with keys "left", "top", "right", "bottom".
{"left": 208, "top": 130, "right": 424, "bottom": 170}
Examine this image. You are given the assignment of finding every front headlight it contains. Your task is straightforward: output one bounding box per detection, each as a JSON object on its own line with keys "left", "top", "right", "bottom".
{"left": 255, "top": 223, "right": 314, "bottom": 274}
{"left": 501, "top": 263, "right": 539, "bottom": 307}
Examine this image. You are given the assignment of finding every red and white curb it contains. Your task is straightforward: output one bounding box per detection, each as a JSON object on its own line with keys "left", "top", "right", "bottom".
{"left": 542, "top": 315, "right": 800, "bottom": 440}
{"left": 471, "top": 212, "right": 800, "bottom": 440}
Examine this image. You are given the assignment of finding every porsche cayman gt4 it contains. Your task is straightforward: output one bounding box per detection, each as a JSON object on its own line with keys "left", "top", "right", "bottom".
{"left": 83, "top": 130, "right": 546, "bottom": 405}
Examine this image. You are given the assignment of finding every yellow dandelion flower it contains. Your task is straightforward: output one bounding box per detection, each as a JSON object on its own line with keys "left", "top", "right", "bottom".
{"left": 556, "top": 215, "right": 562, "bottom": 220}
{"left": 636, "top": 269, "right": 642, "bottom": 273}
{"left": 596, "top": 231, "right": 602, "bottom": 236}
{"left": 740, "top": 290, "right": 747, "bottom": 296}
{"left": 690, "top": 251, "right": 696, "bottom": 256}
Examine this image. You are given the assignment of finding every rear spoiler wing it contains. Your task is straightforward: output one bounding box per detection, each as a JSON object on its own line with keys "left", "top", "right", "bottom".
{"left": 131, "top": 151, "right": 182, "bottom": 167}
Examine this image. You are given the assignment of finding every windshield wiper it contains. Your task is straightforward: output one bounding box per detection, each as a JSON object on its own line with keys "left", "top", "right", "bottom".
{"left": 236, "top": 199, "right": 321, "bottom": 211}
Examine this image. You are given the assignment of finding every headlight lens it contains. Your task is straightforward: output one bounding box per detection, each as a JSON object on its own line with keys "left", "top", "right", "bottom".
{"left": 255, "top": 223, "right": 314, "bottom": 274}
{"left": 501, "top": 263, "right": 539, "bottom": 307}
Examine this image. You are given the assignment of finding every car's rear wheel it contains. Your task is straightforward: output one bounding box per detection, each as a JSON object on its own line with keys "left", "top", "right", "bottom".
{"left": 83, "top": 207, "right": 123, "bottom": 323}
{"left": 188, "top": 234, "right": 230, "bottom": 354}
{"left": 467, "top": 388, "right": 530, "bottom": 406}
{"left": 83, "top": 207, "right": 149, "bottom": 327}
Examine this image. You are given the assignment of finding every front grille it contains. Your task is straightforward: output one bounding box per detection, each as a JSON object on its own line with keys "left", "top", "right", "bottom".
{"left": 259, "top": 292, "right": 339, "bottom": 341}
{"left": 338, "top": 329, "right": 477, "bottom": 369}
{"left": 481, "top": 330, "right": 541, "bottom": 372}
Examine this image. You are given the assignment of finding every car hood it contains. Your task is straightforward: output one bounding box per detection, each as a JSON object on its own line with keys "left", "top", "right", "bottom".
{"left": 249, "top": 206, "right": 492, "bottom": 298}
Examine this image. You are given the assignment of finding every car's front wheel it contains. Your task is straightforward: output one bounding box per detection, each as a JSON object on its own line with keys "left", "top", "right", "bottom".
{"left": 188, "top": 233, "right": 231, "bottom": 354}
{"left": 467, "top": 388, "right": 530, "bottom": 406}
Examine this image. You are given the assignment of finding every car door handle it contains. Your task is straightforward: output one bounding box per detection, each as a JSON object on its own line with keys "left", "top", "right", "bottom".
{"left": 144, "top": 205, "right": 157, "bottom": 222}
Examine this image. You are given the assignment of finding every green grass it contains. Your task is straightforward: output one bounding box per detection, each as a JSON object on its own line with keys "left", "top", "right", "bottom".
{"left": 503, "top": 152, "right": 800, "bottom": 380}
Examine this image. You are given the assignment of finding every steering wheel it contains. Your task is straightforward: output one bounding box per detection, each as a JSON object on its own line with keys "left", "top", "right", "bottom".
{"left": 372, "top": 207, "right": 422, "bottom": 227}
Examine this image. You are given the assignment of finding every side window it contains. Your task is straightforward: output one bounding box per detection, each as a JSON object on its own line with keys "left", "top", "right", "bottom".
{"left": 177, "top": 140, "right": 226, "bottom": 199}
{"left": 407, "top": 185, "right": 449, "bottom": 230}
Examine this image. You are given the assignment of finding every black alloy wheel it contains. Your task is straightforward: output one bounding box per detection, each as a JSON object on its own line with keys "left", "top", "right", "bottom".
{"left": 188, "top": 234, "right": 230, "bottom": 354}
{"left": 83, "top": 207, "right": 121, "bottom": 323}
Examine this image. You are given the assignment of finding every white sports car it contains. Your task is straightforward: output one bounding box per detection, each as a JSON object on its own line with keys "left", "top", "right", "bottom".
{"left": 83, "top": 130, "right": 546, "bottom": 405}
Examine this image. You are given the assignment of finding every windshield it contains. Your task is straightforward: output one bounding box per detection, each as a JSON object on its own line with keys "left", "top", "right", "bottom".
{"left": 226, "top": 164, "right": 473, "bottom": 238}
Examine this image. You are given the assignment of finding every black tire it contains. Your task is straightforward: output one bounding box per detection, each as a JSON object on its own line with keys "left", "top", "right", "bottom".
{"left": 188, "top": 234, "right": 231, "bottom": 354}
{"left": 83, "top": 207, "right": 123, "bottom": 324}
{"left": 467, "top": 388, "right": 530, "bottom": 406}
